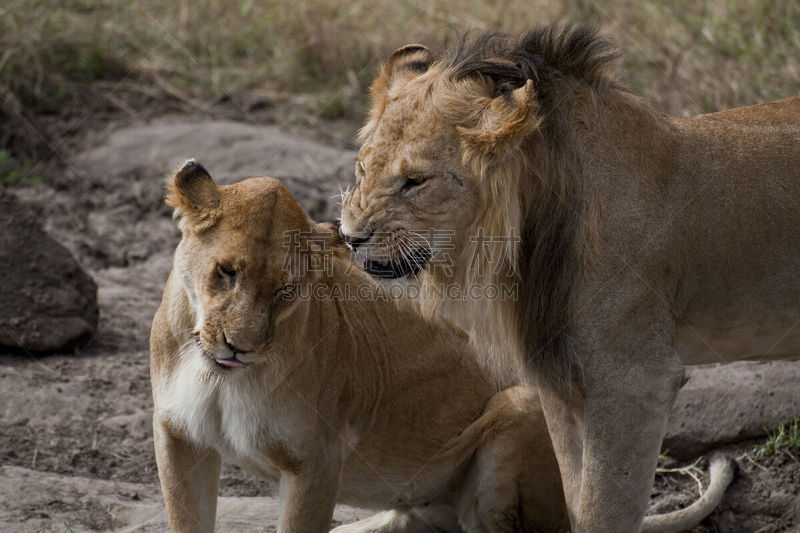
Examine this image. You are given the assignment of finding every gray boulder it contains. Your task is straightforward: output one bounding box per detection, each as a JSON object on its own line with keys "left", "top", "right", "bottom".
{"left": 0, "top": 193, "right": 98, "bottom": 352}
{"left": 664, "top": 360, "right": 800, "bottom": 459}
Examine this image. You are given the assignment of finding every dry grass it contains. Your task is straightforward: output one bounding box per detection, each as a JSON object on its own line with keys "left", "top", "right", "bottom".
{"left": 1, "top": 0, "right": 798, "bottom": 163}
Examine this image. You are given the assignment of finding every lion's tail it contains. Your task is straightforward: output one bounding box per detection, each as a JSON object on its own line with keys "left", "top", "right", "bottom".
{"left": 642, "top": 454, "right": 735, "bottom": 533}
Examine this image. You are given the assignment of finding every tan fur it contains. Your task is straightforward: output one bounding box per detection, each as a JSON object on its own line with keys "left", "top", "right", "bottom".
{"left": 340, "top": 26, "right": 792, "bottom": 532}
{"left": 150, "top": 161, "right": 569, "bottom": 532}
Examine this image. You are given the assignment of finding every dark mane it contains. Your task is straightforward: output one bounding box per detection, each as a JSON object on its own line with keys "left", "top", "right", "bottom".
{"left": 444, "top": 25, "right": 619, "bottom": 101}
{"left": 443, "top": 26, "right": 619, "bottom": 391}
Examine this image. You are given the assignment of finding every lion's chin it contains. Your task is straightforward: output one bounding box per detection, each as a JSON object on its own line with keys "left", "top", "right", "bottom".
{"left": 363, "top": 248, "right": 431, "bottom": 279}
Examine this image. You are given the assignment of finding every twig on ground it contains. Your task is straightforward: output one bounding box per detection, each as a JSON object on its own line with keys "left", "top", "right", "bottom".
{"left": 656, "top": 457, "right": 705, "bottom": 495}
{"left": 738, "top": 451, "right": 769, "bottom": 472}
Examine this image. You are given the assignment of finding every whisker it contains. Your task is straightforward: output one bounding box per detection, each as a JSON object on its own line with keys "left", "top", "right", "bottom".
{"left": 167, "top": 335, "right": 200, "bottom": 366}
{"left": 406, "top": 230, "right": 434, "bottom": 282}
{"left": 333, "top": 184, "right": 353, "bottom": 207}
{"left": 407, "top": 230, "right": 432, "bottom": 252}
{"left": 395, "top": 236, "right": 413, "bottom": 262}
{"left": 397, "top": 236, "right": 424, "bottom": 282}
{"left": 399, "top": 234, "right": 430, "bottom": 283}
{"left": 333, "top": 184, "right": 350, "bottom": 207}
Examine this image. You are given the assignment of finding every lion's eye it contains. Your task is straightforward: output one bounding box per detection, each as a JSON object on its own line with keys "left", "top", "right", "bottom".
{"left": 401, "top": 175, "right": 426, "bottom": 193}
{"left": 216, "top": 264, "right": 237, "bottom": 285}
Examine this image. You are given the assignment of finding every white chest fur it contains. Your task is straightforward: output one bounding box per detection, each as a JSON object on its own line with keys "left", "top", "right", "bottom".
{"left": 156, "top": 347, "right": 290, "bottom": 466}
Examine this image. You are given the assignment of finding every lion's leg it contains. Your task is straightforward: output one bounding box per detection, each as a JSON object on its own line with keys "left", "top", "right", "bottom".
{"left": 458, "top": 433, "right": 524, "bottom": 533}
{"left": 535, "top": 385, "right": 584, "bottom": 526}
{"left": 330, "top": 507, "right": 461, "bottom": 533}
{"left": 462, "top": 386, "right": 569, "bottom": 532}
{"left": 541, "top": 362, "right": 684, "bottom": 533}
{"left": 578, "top": 381, "right": 678, "bottom": 532}
{"left": 153, "top": 417, "right": 221, "bottom": 533}
{"left": 278, "top": 447, "right": 343, "bottom": 533}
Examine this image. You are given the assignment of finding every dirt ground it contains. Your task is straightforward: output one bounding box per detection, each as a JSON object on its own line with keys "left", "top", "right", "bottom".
{"left": 1, "top": 115, "right": 798, "bottom": 532}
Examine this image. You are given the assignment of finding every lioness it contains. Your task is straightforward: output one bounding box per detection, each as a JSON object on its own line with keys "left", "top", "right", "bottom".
{"left": 339, "top": 25, "right": 798, "bottom": 532}
{"left": 151, "top": 161, "right": 731, "bottom": 532}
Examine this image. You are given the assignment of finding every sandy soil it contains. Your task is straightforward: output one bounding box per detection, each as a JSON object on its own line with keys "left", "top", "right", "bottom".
{"left": 1, "top": 115, "right": 798, "bottom": 532}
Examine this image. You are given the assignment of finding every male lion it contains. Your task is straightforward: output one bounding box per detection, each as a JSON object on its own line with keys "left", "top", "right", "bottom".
{"left": 339, "top": 25, "right": 799, "bottom": 532}
{"left": 151, "top": 161, "right": 730, "bottom": 532}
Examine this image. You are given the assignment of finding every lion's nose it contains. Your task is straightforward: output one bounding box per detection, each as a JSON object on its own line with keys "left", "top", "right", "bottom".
{"left": 222, "top": 332, "right": 247, "bottom": 354}
{"left": 340, "top": 229, "right": 372, "bottom": 250}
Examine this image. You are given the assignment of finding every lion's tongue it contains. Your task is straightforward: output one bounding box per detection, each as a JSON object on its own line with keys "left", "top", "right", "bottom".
{"left": 215, "top": 357, "right": 248, "bottom": 368}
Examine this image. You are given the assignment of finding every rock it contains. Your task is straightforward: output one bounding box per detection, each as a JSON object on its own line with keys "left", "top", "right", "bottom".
{"left": 73, "top": 118, "right": 356, "bottom": 222}
{"left": 0, "top": 194, "right": 98, "bottom": 352}
{"left": 663, "top": 360, "right": 800, "bottom": 460}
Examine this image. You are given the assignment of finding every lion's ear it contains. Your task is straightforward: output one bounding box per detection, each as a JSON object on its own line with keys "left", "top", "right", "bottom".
{"left": 361, "top": 44, "right": 433, "bottom": 138}
{"left": 374, "top": 44, "right": 433, "bottom": 94}
{"left": 457, "top": 79, "right": 541, "bottom": 156}
{"left": 166, "top": 159, "right": 220, "bottom": 225}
